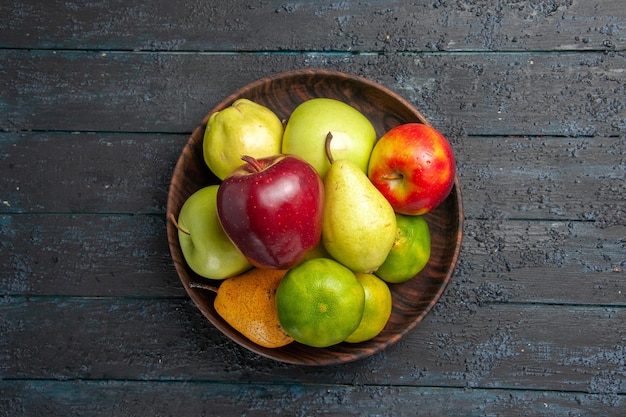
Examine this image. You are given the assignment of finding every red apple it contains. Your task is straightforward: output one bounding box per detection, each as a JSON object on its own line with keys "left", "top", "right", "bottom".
{"left": 368, "top": 123, "right": 455, "bottom": 215}
{"left": 216, "top": 154, "right": 324, "bottom": 269}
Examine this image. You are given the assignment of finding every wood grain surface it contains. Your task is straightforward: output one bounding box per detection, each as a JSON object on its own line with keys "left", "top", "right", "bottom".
{"left": 1, "top": 0, "right": 625, "bottom": 415}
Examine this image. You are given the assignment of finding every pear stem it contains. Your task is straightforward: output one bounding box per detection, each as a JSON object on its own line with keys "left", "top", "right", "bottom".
{"left": 188, "top": 281, "right": 219, "bottom": 293}
{"left": 169, "top": 213, "right": 190, "bottom": 236}
{"left": 241, "top": 155, "right": 263, "bottom": 172}
{"left": 324, "top": 132, "right": 334, "bottom": 164}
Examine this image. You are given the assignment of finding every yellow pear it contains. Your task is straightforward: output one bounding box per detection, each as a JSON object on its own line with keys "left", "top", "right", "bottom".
{"left": 322, "top": 133, "right": 397, "bottom": 273}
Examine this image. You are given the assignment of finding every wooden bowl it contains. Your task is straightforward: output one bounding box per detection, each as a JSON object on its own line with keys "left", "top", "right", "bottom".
{"left": 166, "top": 69, "right": 463, "bottom": 366}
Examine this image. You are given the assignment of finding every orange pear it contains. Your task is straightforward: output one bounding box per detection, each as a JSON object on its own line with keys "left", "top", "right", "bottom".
{"left": 214, "top": 268, "right": 293, "bottom": 348}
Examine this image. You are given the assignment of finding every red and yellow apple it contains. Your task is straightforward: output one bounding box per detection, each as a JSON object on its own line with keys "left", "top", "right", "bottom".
{"left": 368, "top": 123, "right": 455, "bottom": 215}
{"left": 216, "top": 154, "right": 325, "bottom": 270}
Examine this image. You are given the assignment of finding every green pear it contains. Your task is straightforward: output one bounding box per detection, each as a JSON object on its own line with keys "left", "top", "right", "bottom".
{"left": 282, "top": 98, "right": 376, "bottom": 178}
{"left": 322, "top": 133, "right": 397, "bottom": 273}
{"left": 172, "top": 185, "right": 252, "bottom": 280}
{"left": 203, "top": 99, "right": 283, "bottom": 180}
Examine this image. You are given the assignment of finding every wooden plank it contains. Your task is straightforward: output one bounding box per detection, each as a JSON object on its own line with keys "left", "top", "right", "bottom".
{"left": 454, "top": 220, "right": 626, "bottom": 305}
{"left": 0, "top": 214, "right": 182, "bottom": 297}
{"left": 0, "top": 0, "right": 624, "bottom": 52}
{"left": 1, "top": 296, "right": 625, "bottom": 396}
{"left": 2, "top": 132, "right": 623, "bottom": 222}
{"left": 0, "top": 132, "right": 187, "bottom": 214}
{"left": 2, "top": 214, "right": 623, "bottom": 305}
{"left": 458, "top": 136, "right": 626, "bottom": 224}
{"left": 1, "top": 380, "right": 623, "bottom": 417}
{"left": 1, "top": 50, "right": 624, "bottom": 136}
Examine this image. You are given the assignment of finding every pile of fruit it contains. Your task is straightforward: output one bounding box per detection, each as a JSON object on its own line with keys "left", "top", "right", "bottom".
{"left": 171, "top": 97, "right": 456, "bottom": 349}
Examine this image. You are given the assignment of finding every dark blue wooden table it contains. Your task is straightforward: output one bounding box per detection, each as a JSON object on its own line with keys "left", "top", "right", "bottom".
{"left": 1, "top": 1, "right": 625, "bottom": 415}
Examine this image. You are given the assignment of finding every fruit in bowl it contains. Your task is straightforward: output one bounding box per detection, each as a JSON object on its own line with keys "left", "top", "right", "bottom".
{"left": 171, "top": 185, "right": 252, "bottom": 280}
{"left": 344, "top": 273, "right": 393, "bottom": 344}
{"left": 322, "top": 133, "right": 397, "bottom": 273}
{"left": 282, "top": 98, "right": 377, "bottom": 178}
{"left": 275, "top": 258, "right": 365, "bottom": 348}
{"left": 216, "top": 154, "right": 324, "bottom": 270}
{"left": 166, "top": 69, "right": 463, "bottom": 366}
{"left": 368, "top": 123, "right": 456, "bottom": 216}
{"left": 203, "top": 98, "right": 284, "bottom": 180}
{"left": 375, "top": 213, "right": 431, "bottom": 284}
{"left": 214, "top": 268, "right": 293, "bottom": 349}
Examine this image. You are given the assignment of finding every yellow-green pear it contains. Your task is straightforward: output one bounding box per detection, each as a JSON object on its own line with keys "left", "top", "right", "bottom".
{"left": 322, "top": 133, "right": 397, "bottom": 273}
{"left": 203, "top": 99, "right": 283, "bottom": 179}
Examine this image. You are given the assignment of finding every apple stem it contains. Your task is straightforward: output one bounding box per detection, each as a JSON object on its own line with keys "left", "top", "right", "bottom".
{"left": 169, "top": 213, "right": 190, "bottom": 236}
{"left": 381, "top": 173, "right": 404, "bottom": 181}
{"left": 324, "top": 132, "right": 334, "bottom": 164}
{"left": 188, "top": 281, "right": 219, "bottom": 293}
{"left": 241, "top": 155, "right": 263, "bottom": 172}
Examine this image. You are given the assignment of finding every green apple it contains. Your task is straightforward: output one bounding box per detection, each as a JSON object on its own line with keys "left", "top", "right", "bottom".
{"left": 282, "top": 98, "right": 377, "bottom": 178}
{"left": 375, "top": 213, "right": 431, "bottom": 283}
{"left": 203, "top": 99, "right": 283, "bottom": 180}
{"left": 173, "top": 185, "right": 252, "bottom": 280}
